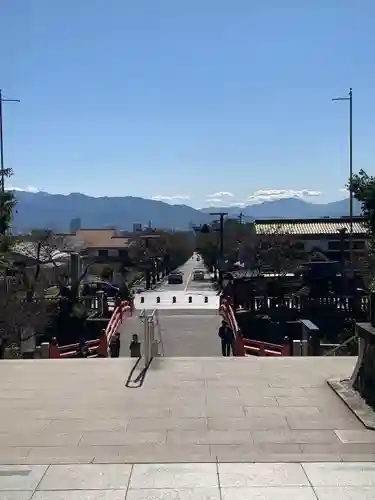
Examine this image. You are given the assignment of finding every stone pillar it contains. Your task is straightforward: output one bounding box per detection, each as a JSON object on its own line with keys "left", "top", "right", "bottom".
{"left": 40, "top": 342, "right": 50, "bottom": 359}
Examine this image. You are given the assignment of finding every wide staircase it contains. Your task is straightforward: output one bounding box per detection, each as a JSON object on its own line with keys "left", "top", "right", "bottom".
{"left": 2, "top": 292, "right": 374, "bottom": 494}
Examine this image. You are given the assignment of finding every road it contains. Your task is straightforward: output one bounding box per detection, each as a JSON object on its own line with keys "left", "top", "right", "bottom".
{"left": 154, "top": 256, "right": 217, "bottom": 294}
{"left": 120, "top": 255, "right": 222, "bottom": 357}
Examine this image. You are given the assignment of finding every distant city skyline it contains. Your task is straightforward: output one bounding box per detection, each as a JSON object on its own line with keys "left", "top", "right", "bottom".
{"left": 2, "top": 1, "right": 374, "bottom": 208}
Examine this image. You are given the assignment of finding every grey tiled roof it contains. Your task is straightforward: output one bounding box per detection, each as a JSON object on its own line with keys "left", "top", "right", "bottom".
{"left": 255, "top": 218, "right": 369, "bottom": 236}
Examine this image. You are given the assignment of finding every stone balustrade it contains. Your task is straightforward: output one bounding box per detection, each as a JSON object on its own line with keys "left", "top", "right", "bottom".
{"left": 351, "top": 322, "right": 375, "bottom": 410}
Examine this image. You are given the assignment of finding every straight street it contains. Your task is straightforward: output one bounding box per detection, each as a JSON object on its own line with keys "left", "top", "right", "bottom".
{"left": 120, "top": 255, "right": 222, "bottom": 357}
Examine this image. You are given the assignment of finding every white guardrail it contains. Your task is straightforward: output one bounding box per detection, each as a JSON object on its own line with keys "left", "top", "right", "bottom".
{"left": 139, "top": 309, "right": 164, "bottom": 368}
{"left": 134, "top": 292, "right": 219, "bottom": 310}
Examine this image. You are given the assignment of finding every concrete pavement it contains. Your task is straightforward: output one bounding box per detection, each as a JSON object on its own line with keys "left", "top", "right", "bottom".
{"left": 1, "top": 357, "right": 373, "bottom": 466}
{"left": 2, "top": 461, "right": 374, "bottom": 499}
{"left": 1, "top": 353, "right": 374, "bottom": 497}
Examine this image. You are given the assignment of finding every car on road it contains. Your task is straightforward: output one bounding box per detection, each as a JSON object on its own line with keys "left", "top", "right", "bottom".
{"left": 193, "top": 270, "right": 205, "bottom": 281}
{"left": 168, "top": 273, "right": 184, "bottom": 284}
{"left": 82, "top": 280, "right": 119, "bottom": 297}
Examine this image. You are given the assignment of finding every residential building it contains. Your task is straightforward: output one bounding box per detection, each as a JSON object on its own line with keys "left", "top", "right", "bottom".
{"left": 64, "top": 228, "right": 136, "bottom": 261}
{"left": 254, "top": 216, "right": 370, "bottom": 261}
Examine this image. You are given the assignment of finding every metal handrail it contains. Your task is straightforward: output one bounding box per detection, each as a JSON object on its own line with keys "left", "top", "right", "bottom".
{"left": 323, "top": 335, "right": 358, "bottom": 356}
{"left": 139, "top": 308, "right": 164, "bottom": 368}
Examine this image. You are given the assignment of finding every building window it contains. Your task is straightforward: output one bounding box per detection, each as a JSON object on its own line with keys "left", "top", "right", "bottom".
{"left": 353, "top": 240, "right": 365, "bottom": 250}
{"left": 118, "top": 249, "right": 129, "bottom": 260}
{"left": 292, "top": 242, "right": 305, "bottom": 251}
{"left": 328, "top": 240, "right": 366, "bottom": 251}
{"left": 328, "top": 241, "right": 341, "bottom": 251}
{"left": 98, "top": 249, "right": 108, "bottom": 258}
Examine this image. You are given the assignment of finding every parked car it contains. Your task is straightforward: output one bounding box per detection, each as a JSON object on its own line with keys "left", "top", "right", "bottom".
{"left": 168, "top": 273, "right": 183, "bottom": 284}
{"left": 193, "top": 270, "right": 205, "bottom": 281}
{"left": 83, "top": 280, "right": 119, "bottom": 297}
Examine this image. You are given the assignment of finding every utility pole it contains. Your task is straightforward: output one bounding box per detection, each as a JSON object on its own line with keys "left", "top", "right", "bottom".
{"left": 332, "top": 88, "right": 353, "bottom": 265}
{"left": 140, "top": 233, "right": 160, "bottom": 289}
{"left": 210, "top": 211, "right": 228, "bottom": 288}
{"left": 0, "top": 89, "right": 20, "bottom": 193}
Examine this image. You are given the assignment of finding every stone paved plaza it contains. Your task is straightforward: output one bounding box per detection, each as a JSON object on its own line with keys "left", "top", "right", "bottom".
{"left": 1, "top": 462, "right": 375, "bottom": 499}
{"left": 1, "top": 357, "right": 375, "bottom": 465}
{"left": 1, "top": 357, "right": 375, "bottom": 497}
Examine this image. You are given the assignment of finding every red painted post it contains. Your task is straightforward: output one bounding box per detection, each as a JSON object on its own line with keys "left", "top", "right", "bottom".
{"left": 235, "top": 330, "right": 246, "bottom": 357}
{"left": 282, "top": 336, "right": 291, "bottom": 356}
{"left": 50, "top": 337, "right": 60, "bottom": 358}
{"left": 98, "top": 329, "right": 108, "bottom": 357}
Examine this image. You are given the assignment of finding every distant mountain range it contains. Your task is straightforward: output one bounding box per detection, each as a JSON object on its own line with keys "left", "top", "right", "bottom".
{"left": 11, "top": 190, "right": 362, "bottom": 233}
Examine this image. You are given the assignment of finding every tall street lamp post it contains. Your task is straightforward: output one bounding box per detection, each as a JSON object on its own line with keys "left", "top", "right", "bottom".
{"left": 0, "top": 89, "right": 20, "bottom": 193}
{"left": 210, "top": 212, "right": 228, "bottom": 288}
{"left": 332, "top": 88, "right": 353, "bottom": 265}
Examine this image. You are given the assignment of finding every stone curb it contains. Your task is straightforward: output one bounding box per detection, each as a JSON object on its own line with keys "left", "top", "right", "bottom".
{"left": 327, "top": 378, "right": 375, "bottom": 430}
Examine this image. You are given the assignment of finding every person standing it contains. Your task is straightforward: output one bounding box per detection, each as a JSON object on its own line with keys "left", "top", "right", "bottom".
{"left": 110, "top": 333, "right": 121, "bottom": 357}
{"left": 129, "top": 334, "right": 141, "bottom": 358}
{"left": 218, "top": 320, "right": 235, "bottom": 356}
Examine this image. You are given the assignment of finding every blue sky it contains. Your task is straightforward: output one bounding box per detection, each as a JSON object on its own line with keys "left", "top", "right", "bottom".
{"left": 1, "top": 0, "right": 375, "bottom": 208}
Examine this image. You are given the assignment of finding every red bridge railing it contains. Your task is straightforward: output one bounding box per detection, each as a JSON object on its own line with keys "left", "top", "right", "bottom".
{"left": 49, "top": 300, "right": 133, "bottom": 358}
{"left": 219, "top": 297, "right": 290, "bottom": 357}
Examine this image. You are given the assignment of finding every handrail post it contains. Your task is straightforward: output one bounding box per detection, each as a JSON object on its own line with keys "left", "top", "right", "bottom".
{"left": 98, "top": 329, "right": 108, "bottom": 357}
{"left": 50, "top": 337, "right": 60, "bottom": 358}
{"left": 300, "top": 319, "right": 319, "bottom": 356}
{"left": 293, "top": 339, "right": 302, "bottom": 356}
{"left": 282, "top": 336, "right": 291, "bottom": 356}
{"left": 235, "top": 330, "right": 246, "bottom": 356}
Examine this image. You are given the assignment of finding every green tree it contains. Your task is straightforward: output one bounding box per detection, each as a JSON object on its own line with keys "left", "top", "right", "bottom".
{"left": 195, "top": 219, "right": 257, "bottom": 272}
{"left": 349, "top": 169, "right": 375, "bottom": 287}
{"left": 0, "top": 171, "right": 57, "bottom": 357}
{"left": 351, "top": 169, "right": 375, "bottom": 239}
{"left": 100, "top": 265, "right": 114, "bottom": 281}
{"left": 128, "top": 229, "right": 195, "bottom": 289}
{"left": 0, "top": 167, "right": 16, "bottom": 267}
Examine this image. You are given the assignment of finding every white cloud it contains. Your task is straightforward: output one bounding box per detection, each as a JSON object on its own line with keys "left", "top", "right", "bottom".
{"left": 206, "top": 198, "right": 223, "bottom": 205}
{"left": 7, "top": 185, "right": 39, "bottom": 193}
{"left": 151, "top": 195, "right": 190, "bottom": 201}
{"left": 229, "top": 202, "right": 247, "bottom": 208}
{"left": 247, "top": 189, "right": 322, "bottom": 204}
{"left": 206, "top": 191, "right": 234, "bottom": 199}
{"left": 340, "top": 187, "right": 348, "bottom": 193}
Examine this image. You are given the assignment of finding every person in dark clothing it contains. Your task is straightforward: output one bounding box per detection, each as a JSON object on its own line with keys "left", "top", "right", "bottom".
{"left": 218, "top": 320, "right": 235, "bottom": 356}
{"left": 110, "top": 333, "right": 121, "bottom": 358}
{"left": 77, "top": 340, "right": 89, "bottom": 358}
{"left": 129, "top": 334, "right": 141, "bottom": 358}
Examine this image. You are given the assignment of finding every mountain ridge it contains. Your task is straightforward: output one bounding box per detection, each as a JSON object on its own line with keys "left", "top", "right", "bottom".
{"left": 10, "top": 190, "right": 362, "bottom": 232}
